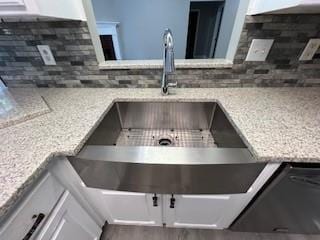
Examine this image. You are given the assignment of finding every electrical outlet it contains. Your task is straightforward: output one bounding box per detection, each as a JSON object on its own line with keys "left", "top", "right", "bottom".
{"left": 299, "top": 39, "right": 320, "bottom": 61}
{"left": 37, "top": 45, "right": 56, "bottom": 65}
{"left": 245, "top": 39, "right": 274, "bottom": 61}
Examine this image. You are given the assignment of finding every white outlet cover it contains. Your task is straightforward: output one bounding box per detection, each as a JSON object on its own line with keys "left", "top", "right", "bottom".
{"left": 299, "top": 39, "right": 320, "bottom": 61}
{"left": 37, "top": 45, "right": 56, "bottom": 65}
{"left": 245, "top": 39, "right": 274, "bottom": 62}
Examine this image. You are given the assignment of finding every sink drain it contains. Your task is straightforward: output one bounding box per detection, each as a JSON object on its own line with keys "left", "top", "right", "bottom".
{"left": 158, "top": 138, "right": 173, "bottom": 146}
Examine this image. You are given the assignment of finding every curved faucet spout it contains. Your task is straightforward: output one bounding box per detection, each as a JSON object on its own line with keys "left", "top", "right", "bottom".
{"left": 161, "top": 28, "right": 177, "bottom": 95}
{"left": 163, "top": 29, "right": 174, "bottom": 50}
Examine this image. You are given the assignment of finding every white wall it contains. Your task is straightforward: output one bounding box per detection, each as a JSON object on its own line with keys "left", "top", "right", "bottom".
{"left": 214, "top": 0, "right": 250, "bottom": 60}
{"left": 214, "top": 0, "right": 240, "bottom": 59}
{"left": 92, "top": 0, "right": 189, "bottom": 60}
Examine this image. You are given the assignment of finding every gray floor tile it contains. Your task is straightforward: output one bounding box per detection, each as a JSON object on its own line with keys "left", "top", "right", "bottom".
{"left": 100, "top": 225, "right": 320, "bottom": 240}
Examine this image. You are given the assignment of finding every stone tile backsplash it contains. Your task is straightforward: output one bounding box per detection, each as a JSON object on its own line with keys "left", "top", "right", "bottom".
{"left": 0, "top": 14, "right": 319, "bottom": 88}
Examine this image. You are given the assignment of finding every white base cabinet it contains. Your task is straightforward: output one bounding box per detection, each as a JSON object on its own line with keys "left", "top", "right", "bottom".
{"left": 90, "top": 190, "right": 248, "bottom": 229}
{"left": 0, "top": 158, "right": 280, "bottom": 239}
{"left": 86, "top": 163, "right": 280, "bottom": 230}
{"left": 0, "top": 172, "right": 102, "bottom": 240}
{"left": 0, "top": 173, "right": 64, "bottom": 240}
{"left": 37, "top": 191, "right": 101, "bottom": 240}
{"left": 92, "top": 192, "right": 251, "bottom": 230}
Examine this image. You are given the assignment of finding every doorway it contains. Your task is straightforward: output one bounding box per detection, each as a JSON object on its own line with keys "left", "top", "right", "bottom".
{"left": 100, "top": 35, "right": 117, "bottom": 60}
{"left": 185, "top": 10, "right": 200, "bottom": 59}
{"left": 185, "top": 1, "right": 224, "bottom": 59}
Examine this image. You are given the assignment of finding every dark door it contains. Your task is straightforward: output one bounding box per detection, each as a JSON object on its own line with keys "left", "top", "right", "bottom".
{"left": 100, "top": 35, "right": 116, "bottom": 60}
{"left": 185, "top": 11, "right": 199, "bottom": 59}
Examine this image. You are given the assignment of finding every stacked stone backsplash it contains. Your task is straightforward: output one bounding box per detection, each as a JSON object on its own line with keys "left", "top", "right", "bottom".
{"left": 0, "top": 14, "right": 319, "bottom": 88}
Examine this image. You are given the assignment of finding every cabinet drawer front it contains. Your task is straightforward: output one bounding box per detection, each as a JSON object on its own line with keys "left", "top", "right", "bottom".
{"left": 0, "top": 173, "right": 64, "bottom": 240}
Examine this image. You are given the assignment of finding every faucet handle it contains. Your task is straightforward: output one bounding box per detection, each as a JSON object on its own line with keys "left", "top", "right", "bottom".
{"left": 168, "top": 82, "right": 177, "bottom": 88}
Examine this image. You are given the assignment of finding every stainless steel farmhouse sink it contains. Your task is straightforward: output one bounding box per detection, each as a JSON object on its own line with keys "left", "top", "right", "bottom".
{"left": 68, "top": 102, "right": 265, "bottom": 194}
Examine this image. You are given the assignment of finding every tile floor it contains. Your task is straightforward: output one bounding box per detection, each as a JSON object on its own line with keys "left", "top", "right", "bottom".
{"left": 100, "top": 225, "right": 319, "bottom": 240}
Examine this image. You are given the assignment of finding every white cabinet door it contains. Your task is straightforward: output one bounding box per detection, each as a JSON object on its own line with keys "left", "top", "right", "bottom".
{"left": 163, "top": 194, "right": 233, "bottom": 229}
{"left": 37, "top": 191, "right": 101, "bottom": 240}
{"left": 89, "top": 190, "right": 162, "bottom": 226}
{"left": 163, "top": 164, "right": 281, "bottom": 230}
{"left": 0, "top": 173, "right": 64, "bottom": 240}
{"left": 0, "top": 0, "right": 26, "bottom": 7}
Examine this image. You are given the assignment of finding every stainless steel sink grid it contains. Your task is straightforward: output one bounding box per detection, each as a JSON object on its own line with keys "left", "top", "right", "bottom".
{"left": 116, "top": 129, "right": 217, "bottom": 148}
{"left": 69, "top": 101, "right": 265, "bottom": 194}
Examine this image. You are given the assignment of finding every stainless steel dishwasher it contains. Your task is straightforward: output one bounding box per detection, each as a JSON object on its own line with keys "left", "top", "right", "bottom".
{"left": 231, "top": 163, "right": 320, "bottom": 234}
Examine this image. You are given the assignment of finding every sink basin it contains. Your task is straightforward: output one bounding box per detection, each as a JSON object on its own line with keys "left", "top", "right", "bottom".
{"left": 84, "top": 101, "right": 246, "bottom": 148}
{"left": 69, "top": 101, "right": 265, "bottom": 194}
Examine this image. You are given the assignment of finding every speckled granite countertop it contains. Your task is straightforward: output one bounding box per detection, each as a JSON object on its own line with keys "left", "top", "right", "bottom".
{"left": 1, "top": 88, "right": 320, "bottom": 219}
{"left": 0, "top": 88, "right": 50, "bottom": 129}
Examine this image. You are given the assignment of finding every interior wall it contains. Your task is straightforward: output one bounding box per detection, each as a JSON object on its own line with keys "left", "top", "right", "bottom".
{"left": 214, "top": 0, "right": 241, "bottom": 59}
{"left": 92, "top": 0, "right": 190, "bottom": 60}
{"left": 225, "top": 0, "right": 250, "bottom": 60}
{"left": 93, "top": 0, "right": 246, "bottom": 60}
{"left": 91, "top": 0, "right": 117, "bottom": 22}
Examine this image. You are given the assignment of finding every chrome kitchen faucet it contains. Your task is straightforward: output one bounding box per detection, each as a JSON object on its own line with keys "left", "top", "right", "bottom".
{"left": 161, "top": 29, "right": 177, "bottom": 95}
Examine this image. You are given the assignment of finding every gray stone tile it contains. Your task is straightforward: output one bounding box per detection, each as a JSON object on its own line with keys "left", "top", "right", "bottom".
{"left": 1, "top": 15, "right": 320, "bottom": 88}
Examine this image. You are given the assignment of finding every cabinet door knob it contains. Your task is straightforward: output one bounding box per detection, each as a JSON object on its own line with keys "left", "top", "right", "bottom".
{"left": 152, "top": 194, "right": 158, "bottom": 207}
{"left": 170, "top": 194, "right": 175, "bottom": 208}
{"left": 22, "top": 213, "right": 45, "bottom": 240}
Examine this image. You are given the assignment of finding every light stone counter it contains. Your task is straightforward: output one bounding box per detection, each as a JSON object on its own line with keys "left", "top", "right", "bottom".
{"left": 1, "top": 87, "right": 320, "bottom": 219}
{"left": 0, "top": 88, "right": 50, "bottom": 129}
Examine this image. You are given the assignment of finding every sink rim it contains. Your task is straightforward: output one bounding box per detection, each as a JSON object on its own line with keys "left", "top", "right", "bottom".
{"left": 73, "top": 145, "right": 256, "bottom": 165}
